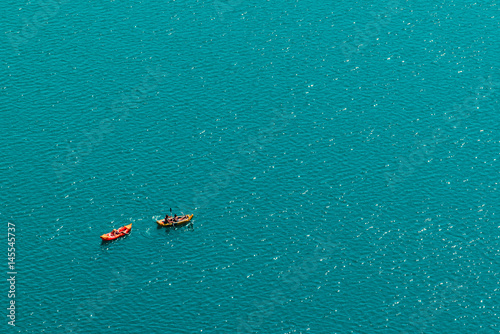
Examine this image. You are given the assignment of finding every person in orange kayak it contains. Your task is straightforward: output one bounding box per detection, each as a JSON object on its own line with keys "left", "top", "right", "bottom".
{"left": 113, "top": 228, "right": 129, "bottom": 236}
{"left": 164, "top": 214, "right": 170, "bottom": 223}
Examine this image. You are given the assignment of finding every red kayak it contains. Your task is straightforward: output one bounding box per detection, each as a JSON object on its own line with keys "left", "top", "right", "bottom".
{"left": 100, "top": 223, "right": 132, "bottom": 241}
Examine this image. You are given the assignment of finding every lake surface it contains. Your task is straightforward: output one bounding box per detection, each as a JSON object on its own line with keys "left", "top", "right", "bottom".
{"left": 1, "top": 0, "right": 499, "bottom": 333}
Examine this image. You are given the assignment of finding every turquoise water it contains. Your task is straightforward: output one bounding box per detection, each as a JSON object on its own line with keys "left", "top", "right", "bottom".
{"left": 1, "top": 0, "right": 499, "bottom": 332}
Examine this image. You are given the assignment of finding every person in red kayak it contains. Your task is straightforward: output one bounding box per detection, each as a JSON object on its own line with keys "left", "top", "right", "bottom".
{"left": 111, "top": 228, "right": 128, "bottom": 236}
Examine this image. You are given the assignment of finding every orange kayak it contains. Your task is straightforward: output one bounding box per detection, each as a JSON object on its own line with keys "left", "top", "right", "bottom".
{"left": 100, "top": 223, "right": 132, "bottom": 241}
{"left": 156, "top": 214, "right": 193, "bottom": 227}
